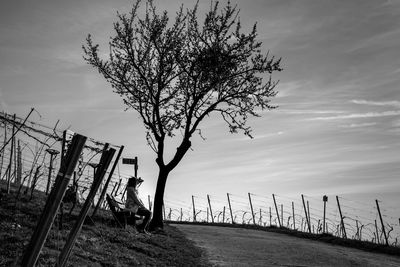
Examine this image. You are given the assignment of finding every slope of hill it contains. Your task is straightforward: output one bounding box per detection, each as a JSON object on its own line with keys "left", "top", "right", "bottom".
{"left": 0, "top": 181, "right": 206, "bottom": 266}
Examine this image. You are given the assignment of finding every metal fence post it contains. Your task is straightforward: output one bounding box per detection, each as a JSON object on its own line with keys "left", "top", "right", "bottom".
{"left": 248, "top": 193, "right": 256, "bottom": 225}
{"left": 6, "top": 114, "right": 16, "bottom": 193}
{"left": 207, "top": 194, "right": 214, "bottom": 223}
{"left": 336, "top": 196, "right": 347, "bottom": 238}
{"left": 269, "top": 207, "right": 272, "bottom": 226}
{"left": 227, "top": 193, "right": 234, "bottom": 224}
{"left": 301, "top": 194, "right": 311, "bottom": 233}
{"left": 292, "top": 201, "right": 296, "bottom": 230}
{"left": 272, "top": 194, "right": 281, "bottom": 227}
{"left": 375, "top": 199, "right": 388, "bottom": 246}
{"left": 192, "top": 195, "right": 196, "bottom": 222}
{"left": 45, "top": 149, "right": 60, "bottom": 195}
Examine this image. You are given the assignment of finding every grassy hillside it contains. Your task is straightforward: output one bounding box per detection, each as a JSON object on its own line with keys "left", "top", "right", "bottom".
{"left": 0, "top": 181, "right": 206, "bottom": 266}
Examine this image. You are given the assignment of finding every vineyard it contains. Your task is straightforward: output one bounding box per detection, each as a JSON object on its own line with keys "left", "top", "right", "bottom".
{"left": 0, "top": 109, "right": 133, "bottom": 206}
{"left": 1, "top": 109, "right": 399, "bottom": 259}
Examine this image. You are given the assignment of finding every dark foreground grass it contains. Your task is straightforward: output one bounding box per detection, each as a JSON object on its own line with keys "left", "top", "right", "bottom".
{"left": 0, "top": 182, "right": 206, "bottom": 267}
{"left": 168, "top": 220, "right": 400, "bottom": 257}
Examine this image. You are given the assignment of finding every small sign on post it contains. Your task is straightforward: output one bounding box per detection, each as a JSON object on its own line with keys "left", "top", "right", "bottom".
{"left": 122, "top": 156, "right": 138, "bottom": 177}
{"left": 323, "top": 195, "right": 328, "bottom": 233}
{"left": 122, "top": 158, "right": 137, "bottom": 165}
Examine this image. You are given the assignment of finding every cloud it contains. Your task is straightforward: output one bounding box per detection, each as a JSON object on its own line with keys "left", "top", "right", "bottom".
{"left": 240, "top": 131, "right": 284, "bottom": 141}
{"left": 308, "top": 110, "right": 400, "bottom": 121}
{"left": 339, "top": 122, "right": 377, "bottom": 128}
{"left": 351, "top": 99, "right": 400, "bottom": 108}
{"left": 392, "top": 119, "right": 400, "bottom": 128}
{"left": 279, "top": 109, "right": 345, "bottom": 115}
{"left": 0, "top": 88, "right": 8, "bottom": 110}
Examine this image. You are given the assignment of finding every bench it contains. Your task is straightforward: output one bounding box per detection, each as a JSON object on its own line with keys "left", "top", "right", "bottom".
{"left": 106, "top": 194, "right": 141, "bottom": 228}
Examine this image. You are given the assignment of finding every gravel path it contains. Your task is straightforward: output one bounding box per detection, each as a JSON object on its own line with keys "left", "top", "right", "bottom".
{"left": 174, "top": 224, "right": 400, "bottom": 266}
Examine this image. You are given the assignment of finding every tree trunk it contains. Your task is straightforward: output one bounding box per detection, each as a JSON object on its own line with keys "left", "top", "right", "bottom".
{"left": 148, "top": 166, "right": 170, "bottom": 230}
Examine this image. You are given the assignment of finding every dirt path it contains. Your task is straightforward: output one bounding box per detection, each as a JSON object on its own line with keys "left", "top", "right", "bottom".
{"left": 173, "top": 224, "right": 400, "bottom": 267}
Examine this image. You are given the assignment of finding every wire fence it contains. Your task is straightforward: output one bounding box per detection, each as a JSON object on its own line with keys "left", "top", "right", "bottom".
{"left": 0, "top": 110, "right": 133, "bottom": 207}
{"left": 163, "top": 192, "right": 400, "bottom": 247}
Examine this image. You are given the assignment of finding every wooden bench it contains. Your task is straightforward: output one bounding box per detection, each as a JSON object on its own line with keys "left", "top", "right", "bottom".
{"left": 106, "top": 194, "right": 141, "bottom": 228}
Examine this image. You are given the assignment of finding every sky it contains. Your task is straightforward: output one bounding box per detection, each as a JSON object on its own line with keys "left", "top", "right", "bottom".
{"left": 1, "top": 0, "right": 400, "bottom": 223}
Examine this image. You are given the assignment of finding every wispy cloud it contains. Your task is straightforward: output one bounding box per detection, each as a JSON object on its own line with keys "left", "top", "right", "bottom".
{"left": 339, "top": 122, "right": 377, "bottom": 128}
{"left": 308, "top": 110, "right": 400, "bottom": 121}
{"left": 279, "top": 109, "right": 345, "bottom": 115}
{"left": 351, "top": 99, "right": 400, "bottom": 108}
{"left": 0, "top": 88, "right": 8, "bottom": 110}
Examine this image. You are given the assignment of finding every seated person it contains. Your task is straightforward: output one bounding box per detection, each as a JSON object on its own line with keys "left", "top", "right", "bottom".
{"left": 125, "top": 177, "right": 152, "bottom": 233}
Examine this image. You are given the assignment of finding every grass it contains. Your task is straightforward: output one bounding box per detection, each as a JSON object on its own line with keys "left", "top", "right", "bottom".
{"left": 2, "top": 178, "right": 399, "bottom": 266}
{"left": 0, "top": 181, "right": 206, "bottom": 266}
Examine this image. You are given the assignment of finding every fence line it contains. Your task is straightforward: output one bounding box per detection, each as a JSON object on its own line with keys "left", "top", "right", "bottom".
{"left": 0, "top": 110, "right": 131, "bottom": 205}
{"left": 164, "top": 192, "right": 400, "bottom": 246}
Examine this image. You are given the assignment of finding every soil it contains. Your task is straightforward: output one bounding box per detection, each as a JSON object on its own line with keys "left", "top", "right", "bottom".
{"left": 175, "top": 223, "right": 400, "bottom": 266}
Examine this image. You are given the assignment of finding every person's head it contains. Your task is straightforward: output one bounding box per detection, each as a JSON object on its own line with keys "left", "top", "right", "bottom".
{"left": 127, "top": 177, "right": 144, "bottom": 188}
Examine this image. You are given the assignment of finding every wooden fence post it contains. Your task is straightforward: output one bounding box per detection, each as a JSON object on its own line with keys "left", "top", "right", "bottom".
{"left": 207, "top": 194, "right": 214, "bottom": 223}
{"left": 336, "top": 196, "right": 347, "bottom": 238}
{"left": 301, "top": 194, "right": 311, "bottom": 233}
{"left": 121, "top": 185, "right": 127, "bottom": 202}
{"left": 223, "top": 206, "right": 226, "bottom": 223}
{"left": 272, "top": 194, "right": 281, "bottom": 227}
{"left": 292, "top": 201, "right": 296, "bottom": 230}
{"left": 61, "top": 130, "right": 67, "bottom": 164}
{"left": 375, "top": 199, "right": 388, "bottom": 246}
{"left": 45, "top": 149, "right": 60, "bottom": 195}
{"left": 0, "top": 118, "right": 7, "bottom": 180}
{"left": 110, "top": 182, "right": 118, "bottom": 196}
{"left": 16, "top": 140, "right": 22, "bottom": 186}
{"left": 58, "top": 146, "right": 115, "bottom": 267}
{"left": 114, "top": 178, "right": 122, "bottom": 196}
{"left": 92, "top": 145, "right": 124, "bottom": 217}
{"left": 307, "top": 201, "right": 311, "bottom": 232}
{"left": 248, "top": 193, "right": 256, "bottom": 225}
{"left": 355, "top": 220, "right": 359, "bottom": 240}
{"left": 29, "top": 166, "right": 41, "bottom": 199}
{"left": 374, "top": 219, "right": 380, "bottom": 244}
{"left": 269, "top": 207, "right": 272, "bottom": 226}
{"left": 13, "top": 135, "right": 17, "bottom": 183}
{"left": 281, "top": 204, "right": 284, "bottom": 227}
{"left": 21, "top": 134, "right": 87, "bottom": 267}
{"left": 192, "top": 195, "right": 196, "bottom": 222}
{"left": 227, "top": 193, "right": 234, "bottom": 224}
{"left": 6, "top": 114, "right": 16, "bottom": 193}
{"left": 180, "top": 208, "right": 183, "bottom": 222}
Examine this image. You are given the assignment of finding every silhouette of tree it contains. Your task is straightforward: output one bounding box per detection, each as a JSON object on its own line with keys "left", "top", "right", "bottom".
{"left": 83, "top": 0, "right": 282, "bottom": 230}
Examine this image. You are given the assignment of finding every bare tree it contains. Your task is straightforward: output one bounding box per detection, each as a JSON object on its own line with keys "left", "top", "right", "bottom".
{"left": 83, "top": 0, "right": 282, "bottom": 230}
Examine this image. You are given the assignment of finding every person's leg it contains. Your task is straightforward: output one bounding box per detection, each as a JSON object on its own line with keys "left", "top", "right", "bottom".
{"left": 136, "top": 207, "right": 151, "bottom": 231}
